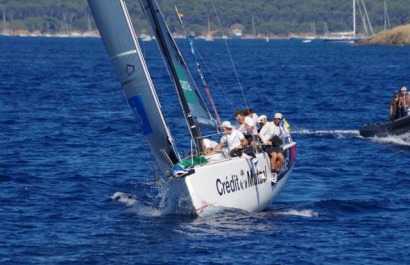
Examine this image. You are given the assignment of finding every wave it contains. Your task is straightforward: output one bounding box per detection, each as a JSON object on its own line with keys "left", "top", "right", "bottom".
{"left": 371, "top": 132, "right": 410, "bottom": 147}
{"left": 111, "top": 191, "right": 162, "bottom": 217}
{"left": 275, "top": 208, "right": 319, "bottom": 217}
{"left": 293, "top": 129, "right": 410, "bottom": 146}
{"left": 292, "top": 129, "right": 360, "bottom": 138}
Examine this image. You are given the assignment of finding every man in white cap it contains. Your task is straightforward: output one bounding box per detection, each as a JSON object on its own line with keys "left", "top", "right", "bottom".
{"left": 400, "top": 86, "right": 410, "bottom": 117}
{"left": 257, "top": 115, "right": 267, "bottom": 133}
{"left": 205, "top": 121, "right": 248, "bottom": 157}
{"left": 258, "top": 113, "right": 287, "bottom": 180}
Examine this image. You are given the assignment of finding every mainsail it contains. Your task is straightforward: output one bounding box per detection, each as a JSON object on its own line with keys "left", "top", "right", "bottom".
{"left": 139, "top": 0, "right": 218, "bottom": 147}
{"left": 88, "top": 0, "right": 179, "bottom": 176}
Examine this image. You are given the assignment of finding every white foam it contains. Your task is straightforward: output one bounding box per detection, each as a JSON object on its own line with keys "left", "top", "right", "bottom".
{"left": 111, "top": 191, "right": 137, "bottom": 206}
{"left": 111, "top": 191, "right": 162, "bottom": 217}
{"left": 292, "top": 129, "right": 360, "bottom": 138}
{"left": 276, "top": 208, "right": 319, "bottom": 217}
{"left": 372, "top": 132, "right": 410, "bottom": 146}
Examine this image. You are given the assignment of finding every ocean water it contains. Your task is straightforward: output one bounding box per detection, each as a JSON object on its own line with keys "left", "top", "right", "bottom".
{"left": 1, "top": 36, "right": 410, "bottom": 265}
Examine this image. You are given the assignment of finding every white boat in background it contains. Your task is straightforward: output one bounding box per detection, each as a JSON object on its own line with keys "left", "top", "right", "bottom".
{"left": 301, "top": 21, "right": 317, "bottom": 43}
{"left": 322, "top": 0, "right": 372, "bottom": 43}
{"left": 205, "top": 18, "right": 213, "bottom": 41}
{"left": 232, "top": 28, "right": 243, "bottom": 39}
{"left": 322, "top": 30, "right": 358, "bottom": 43}
{"left": 88, "top": 0, "right": 296, "bottom": 216}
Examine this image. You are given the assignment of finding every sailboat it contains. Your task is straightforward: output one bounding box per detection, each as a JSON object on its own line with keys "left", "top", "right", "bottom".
{"left": 205, "top": 18, "right": 213, "bottom": 41}
{"left": 322, "top": 0, "right": 361, "bottom": 43}
{"left": 88, "top": 0, "right": 296, "bottom": 216}
{"left": 1, "top": 9, "right": 10, "bottom": 36}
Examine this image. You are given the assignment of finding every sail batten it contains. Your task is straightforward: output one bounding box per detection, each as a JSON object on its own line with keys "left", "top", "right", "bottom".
{"left": 110, "top": 50, "right": 137, "bottom": 60}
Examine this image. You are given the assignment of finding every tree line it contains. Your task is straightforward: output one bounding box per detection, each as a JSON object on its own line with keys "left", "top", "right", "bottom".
{"left": 1, "top": 0, "right": 410, "bottom": 36}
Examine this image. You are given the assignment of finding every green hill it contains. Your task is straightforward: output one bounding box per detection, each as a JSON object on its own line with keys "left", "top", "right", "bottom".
{"left": 1, "top": 0, "right": 410, "bottom": 37}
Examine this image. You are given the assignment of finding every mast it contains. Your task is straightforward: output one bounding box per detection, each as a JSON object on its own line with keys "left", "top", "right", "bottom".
{"left": 353, "top": 0, "right": 356, "bottom": 38}
{"left": 140, "top": 0, "right": 217, "bottom": 153}
{"left": 384, "top": 0, "right": 391, "bottom": 30}
{"left": 384, "top": 0, "right": 387, "bottom": 30}
{"left": 2, "top": 9, "right": 6, "bottom": 33}
{"left": 252, "top": 16, "right": 256, "bottom": 38}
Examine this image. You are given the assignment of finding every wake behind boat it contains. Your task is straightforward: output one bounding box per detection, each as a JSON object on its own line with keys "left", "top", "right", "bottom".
{"left": 88, "top": 0, "right": 296, "bottom": 216}
{"left": 359, "top": 115, "right": 410, "bottom": 138}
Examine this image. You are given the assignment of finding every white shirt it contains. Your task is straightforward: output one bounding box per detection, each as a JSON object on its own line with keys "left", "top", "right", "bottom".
{"left": 237, "top": 116, "right": 257, "bottom": 136}
{"left": 250, "top": 113, "right": 259, "bottom": 129}
{"left": 202, "top": 138, "right": 218, "bottom": 150}
{"left": 259, "top": 122, "right": 287, "bottom": 144}
{"left": 220, "top": 129, "right": 245, "bottom": 150}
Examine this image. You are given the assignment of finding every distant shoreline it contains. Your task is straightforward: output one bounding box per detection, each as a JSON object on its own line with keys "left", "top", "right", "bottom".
{"left": 0, "top": 29, "right": 317, "bottom": 41}
{"left": 0, "top": 29, "right": 100, "bottom": 38}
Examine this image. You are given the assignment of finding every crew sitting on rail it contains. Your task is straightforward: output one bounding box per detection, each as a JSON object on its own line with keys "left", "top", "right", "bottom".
{"left": 258, "top": 113, "right": 288, "bottom": 176}
{"left": 235, "top": 109, "right": 257, "bottom": 146}
{"left": 206, "top": 121, "right": 248, "bottom": 158}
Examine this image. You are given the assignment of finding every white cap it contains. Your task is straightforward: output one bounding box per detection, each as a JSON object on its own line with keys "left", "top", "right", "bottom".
{"left": 221, "top": 121, "right": 234, "bottom": 129}
{"left": 258, "top": 115, "right": 267, "bottom": 122}
{"left": 274, "top": 113, "right": 283, "bottom": 119}
{"left": 401, "top": 86, "right": 407, "bottom": 92}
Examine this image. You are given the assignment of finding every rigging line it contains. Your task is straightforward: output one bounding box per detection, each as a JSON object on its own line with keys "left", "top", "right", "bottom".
{"left": 210, "top": 0, "right": 249, "bottom": 111}
{"left": 175, "top": 6, "right": 222, "bottom": 126}
{"left": 193, "top": 48, "right": 235, "bottom": 110}
{"left": 360, "top": 0, "right": 373, "bottom": 35}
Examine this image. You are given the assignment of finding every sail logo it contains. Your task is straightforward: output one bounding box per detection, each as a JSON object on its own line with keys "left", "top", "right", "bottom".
{"left": 175, "top": 65, "right": 197, "bottom": 104}
{"left": 128, "top": 95, "right": 153, "bottom": 135}
{"left": 216, "top": 175, "right": 240, "bottom": 195}
{"left": 215, "top": 170, "right": 265, "bottom": 196}
{"left": 180, "top": 80, "right": 191, "bottom": 91}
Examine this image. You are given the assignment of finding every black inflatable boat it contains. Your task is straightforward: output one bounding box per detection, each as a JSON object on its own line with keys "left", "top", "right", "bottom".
{"left": 359, "top": 115, "right": 410, "bottom": 137}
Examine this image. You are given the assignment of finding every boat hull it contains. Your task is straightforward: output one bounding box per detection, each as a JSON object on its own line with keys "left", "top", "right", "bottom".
{"left": 359, "top": 115, "right": 410, "bottom": 137}
{"left": 165, "top": 142, "right": 296, "bottom": 216}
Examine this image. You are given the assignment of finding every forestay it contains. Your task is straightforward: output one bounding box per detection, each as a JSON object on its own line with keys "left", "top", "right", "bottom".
{"left": 139, "top": 0, "right": 218, "bottom": 146}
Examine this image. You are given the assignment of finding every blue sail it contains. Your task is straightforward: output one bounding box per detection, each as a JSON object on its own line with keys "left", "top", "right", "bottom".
{"left": 88, "top": 0, "right": 180, "bottom": 177}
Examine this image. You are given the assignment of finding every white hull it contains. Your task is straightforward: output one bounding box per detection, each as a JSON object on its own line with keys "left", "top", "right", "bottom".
{"left": 165, "top": 142, "right": 296, "bottom": 216}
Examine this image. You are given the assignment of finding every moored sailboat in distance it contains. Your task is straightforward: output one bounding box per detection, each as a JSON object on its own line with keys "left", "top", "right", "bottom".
{"left": 88, "top": 0, "right": 296, "bottom": 216}
{"left": 322, "top": 0, "right": 372, "bottom": 43}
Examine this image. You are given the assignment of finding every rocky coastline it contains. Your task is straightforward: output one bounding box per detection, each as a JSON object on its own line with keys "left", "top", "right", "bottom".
{"left": 357, "top": 24, "right": 410, "bottom": 46}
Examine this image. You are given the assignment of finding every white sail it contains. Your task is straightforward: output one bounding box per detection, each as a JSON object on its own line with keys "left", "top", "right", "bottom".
{"left": 88, "top": 0, "right": 179, "bottom": 176}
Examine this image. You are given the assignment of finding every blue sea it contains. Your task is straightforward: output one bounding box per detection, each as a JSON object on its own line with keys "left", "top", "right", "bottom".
{"left": 1, "top": 35, "right": 410, "bottom": 265}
